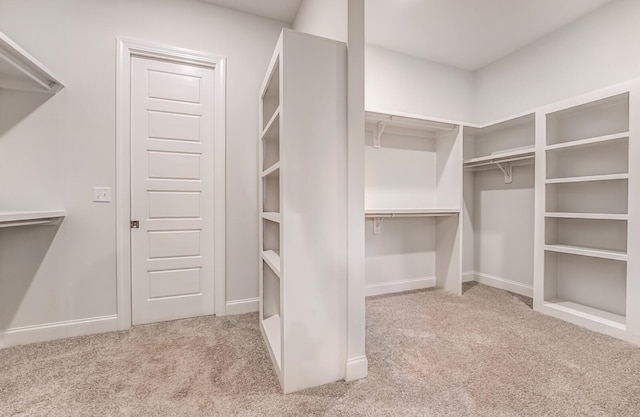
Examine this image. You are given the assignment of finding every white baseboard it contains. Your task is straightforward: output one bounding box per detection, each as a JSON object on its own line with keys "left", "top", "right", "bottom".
{"left": 365, "top": 276, "right": 436, "bottom": 297}
{"left": 471, "top": 272, "right": 533, "bottom": 298}
{"left": 345, "top": 355, "right": 368, "bottom": 381}
{"left": 225, "top": 297, "right": 259, "bottom": 315}
{"left": 462, "top": 271, "right": 475, "bottom": 282}
{"left": 1, "top": 315, "right": 118, "bottom": 349}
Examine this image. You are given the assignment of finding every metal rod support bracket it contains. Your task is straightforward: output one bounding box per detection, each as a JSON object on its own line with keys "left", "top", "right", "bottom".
{"left": 496, "top": 162, "right": 513, "bottom": 183}
{"left": 373, "top": 121, "right": 386, "bottom": 149}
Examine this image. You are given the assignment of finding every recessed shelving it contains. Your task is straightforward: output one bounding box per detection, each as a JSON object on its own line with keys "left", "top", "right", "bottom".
{"left": 546, "top": 131, "right": 629, "bottom": 151}
{"left": 261, "top": 108, "right": 280, "bottom": 140}
{"left": 545, "top": 173, "right": 628, "bottom": 184}
{"left": 544, "top": 300, "right": 626, "bottom": 330}
{"left": 261, "top": 250, "right": 281, "bottom": 277}
{"left": 544, "top": 244, "right": 627, "bottom": 261}
{"left": 261, "top": 212, "right": 281, "bottom": 223}
{"left": 545, "top": 212, "right": 627, "bottom": 221}
{"left": 261, "top": 162, "right": 280, "bottom": 178}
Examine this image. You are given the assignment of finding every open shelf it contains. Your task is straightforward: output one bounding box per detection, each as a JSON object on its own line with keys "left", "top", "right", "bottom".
{"left": 545, "top": 173, "right": 628, "bottom": 184}
{"left": 261, "top": 59, "right": 279, "bottom": 129}
{"left": 262, "top": 314, "right": 282, "bottom": 369}
{"left": 261, "top": 108, "right": 280, "bottom": 140}
{"left": 545, "top": 180, "right": 627, "bottom": 215}
{"left": 0, "top": 210, "right": 66, "bottom": 228}
{"left": 463, "top": 147, "right": 535, "bottom": 168}
{"left": 544, "top": 244, "right": 627, "bottom": 262}
{"left": 546, "top": 131, "right": 629, "bottom": 151}
{"left": 365, "top": 111, "right": 458, "bottom": 140}
{"left": 261, "top": 162, "right": 280, "bottom": 178}
{"left": 544, "top": 300, "right": 626, "bottom": 330}
{"left": 261, "top": 212, "right": 281, "bottom": 223}
{"left": 365, "top": 208, "right": 460, "bottom": 218}
{"left": 261, "top": 250, "right": 281, "bottom": 277}
{"left": 0, "top": 31, "right": 64, "bottom": 93}
{"left": 545, "top": 212, "right": 627, "bottom": 221}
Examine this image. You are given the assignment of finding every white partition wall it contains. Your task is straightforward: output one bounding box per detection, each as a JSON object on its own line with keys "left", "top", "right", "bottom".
{"left": 258, "top": 29, "right": 348, "bottom": 393}
{"left": 534, "top": 80, "right": 640, "bottom": 343}
{"left": 364, "top": 112, "right": 462, "bottom": 297}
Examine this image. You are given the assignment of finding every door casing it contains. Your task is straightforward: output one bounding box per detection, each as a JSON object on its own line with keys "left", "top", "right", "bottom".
{"left": 116, "top": 38, "right": 226, "bottom": 330}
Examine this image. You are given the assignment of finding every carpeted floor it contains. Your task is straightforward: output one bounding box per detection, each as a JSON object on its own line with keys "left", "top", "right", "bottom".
{"left": 2, "top": 283, "right": 640, "bottom": 416}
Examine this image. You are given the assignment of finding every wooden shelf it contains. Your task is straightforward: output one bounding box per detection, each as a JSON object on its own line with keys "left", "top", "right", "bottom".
{"left": 545, "top": 212, "right": 627, "bottom": 221}
{"left": 261, "top": 250, "right": 281, "bottom": 277}
{"left": 544, "top": 300, "right": 626, "bottom": 330}
{"left": 365, "top": 208, "right": 460, "bottom": 218}
{"left": 261, "top": 107, "right": 280, "bottom": 140}
{"left": 261, "top": 162, "right": 280, "bottom": 178}
{"left": 261, "top": 315, "right": 281, "bottom": 369}
{"left": 546, "top": 132, "right": 629, "bottom": 152}
{"left": 463, "top": 147, "right": 535, "bottom": 168}
{"left": 365, "top": 111, "right": 458, "bottom": 139}
{"left": 544, "top": 244, "right": 627, "bottom": 261}
{"left": 545, "top": 173, "right": 628, "bottom": 184}
{"left": 0, "top": 210, "right": 66, "bottom": 228}
{"left": 261, "top": 212, "right": 281, "bottom": 223}
{"left": 0, "top": 31, "right": 64, "bottom": 93}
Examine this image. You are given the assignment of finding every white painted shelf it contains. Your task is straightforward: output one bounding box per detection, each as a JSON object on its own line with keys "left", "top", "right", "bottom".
{"left": 463, "top": 147, "right": 535, "bottom": 168}
{"left": 544, "top": 244, "right": 627, "bottom": 261}
{"left": 261, "top": 250, "right": 281, "bottom": 277}
{"left": 546, "top": 131, "right": 629, "bottom": 152}
{"left": 261, "top": 107, "right": 280, "bottom": 140}
{"left": 261, "top": 314, "right": 282, "bottom": 369}
{"left": 261, "top": 212, "right": 281, "bottom": 223}
{"left": 545, "top": 212, "right": 628, "bottom": 221}
{"left": 0, "top": 210, "right": 66, "bottom": 228}
{"left": 365, "top": 208, "right": 460, "bottom": 218}
{"left": 545, "top": 173, "right": 628, "bottom": 184}
{"left": 544, "top": 300, "right": 626, "bottom": 330}
{"left": 0, "top": 31, "right": 64, "bottom": 93}
{"left": 261, "top": 162, "right": 280, "bottom": 178}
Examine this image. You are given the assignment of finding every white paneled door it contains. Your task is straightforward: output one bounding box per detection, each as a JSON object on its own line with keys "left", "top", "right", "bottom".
{"left": 131, "top": 57, "right": 215, "bottom": 325}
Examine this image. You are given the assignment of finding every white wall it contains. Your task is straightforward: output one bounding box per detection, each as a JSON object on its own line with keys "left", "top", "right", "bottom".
{"left": 474, "top": 0, "right": 640, "bottom": 123}
{"left": 365, "top": 45, "right": 474, "bottom": 122}
{"left": 0, "top": 0, "right": 285, "bottom": 339}
{"left": 293, "top": 0, "right": 347, "bottom": 43}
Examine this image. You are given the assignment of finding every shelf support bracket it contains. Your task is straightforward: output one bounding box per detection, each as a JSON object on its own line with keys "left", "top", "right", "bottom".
{"left": 496, "top": 162, "right": 513, "bottom": 184}
{"left": 373, "top": 217, "right": 384, "bottom": 235}
{"left": 373, "top": 121, "right": 386, "bottom": 149}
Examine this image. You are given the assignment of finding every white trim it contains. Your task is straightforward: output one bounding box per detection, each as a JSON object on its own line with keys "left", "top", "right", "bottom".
{"left": 470, "top": 271, "right": 533, "bottom": 298}
{"left": 225, "top": 297, "right": 260, "bottom": 315}
{"left": 1, "top": 315, "right": 117, "bottom": 348}
{"left": 365, "top": 276, "right": 436, "bottom": 297}
{"left": 345, "top": 355, "right": 369, "bottom": 381}
{"left": 116, "top": 38, "right": 227, "bottom": 331}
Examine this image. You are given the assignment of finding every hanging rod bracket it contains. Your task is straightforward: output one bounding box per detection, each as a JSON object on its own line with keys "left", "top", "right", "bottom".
{"left": 373, "top": 121, "right": 387, "bottom": 149}
{"left": 496, "top": 162, "right": 513, "bottom": 183}
{"left": 373, "top": 217, "right": 384, "bottom": 234}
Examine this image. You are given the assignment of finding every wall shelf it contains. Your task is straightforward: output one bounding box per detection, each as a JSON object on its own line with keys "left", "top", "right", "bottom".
{"left": 261, "top": 212, "right": 281, "bottom": 223}
{"left": 543, "top": 300, "right": 626, "bottom": 330}
{"left": 463, "top": 147, "right": 535, "bottom": 168}
{"left": 261, "top": 108, "right": 280, "bottom": 140}
{"left": 546, "top": 131, "right": 629, "bottom": 152}
{"left": 545, "top": 173, "right": 628, "bottom": 184}
{"left": 545, "top": 212, "right": 628, "bottom": 221}
{"left": 261, "top": 250, "right": 281, "bottom": 277}
{"left": 261, "top": 162, "right": 280, "bottom": 178}
{"left": 544, "top": 244, "right": 627, "bottom": 262}
{"left": 0, "top": 31, "right": 64, "bottom": 93}
{"left": 365, "top": 208, "right": 459, "bottom": 218}
{"left": 0, "top": 210, "right": 66, "bottom": 228}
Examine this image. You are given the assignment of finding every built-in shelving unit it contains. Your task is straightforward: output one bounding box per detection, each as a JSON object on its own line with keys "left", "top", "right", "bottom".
{"left": 536, "top": 87, "right": 634, "bottom": 339}
{"left": 0, "top": 211, "right": 66, "bottom": 228}
{"left": 258, "top": 29, "right": 348, "bottom": 394}
{"left": 364, "top": 111, "right": 462, "bottom": 295}
{"left": 0, "top": 31, "right": 64, "bottom": 93}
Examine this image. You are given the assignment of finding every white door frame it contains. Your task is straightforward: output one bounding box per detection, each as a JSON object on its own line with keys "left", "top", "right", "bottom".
{"left": 116, "top": 38, "right": 226, "bottom": 330}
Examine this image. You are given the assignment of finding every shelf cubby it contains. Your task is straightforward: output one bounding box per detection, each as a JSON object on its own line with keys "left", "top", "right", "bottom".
{"left": 546, "top": 93, "right": 629, "bottom": 146}
{"left": 545, "top": 179, "right": 628, "bottom": 215}
{"left": 545, "top": 217, "right": 627, "bottom": 254}
{"left": 261, "top": 60, "right": 280, "bottom": 130}
{"left": 544, "top": 251, "right": 627, "bottom": 328}
{"left": 546, "top": 136, "right": 628, "bottom": 179}
{"left": 262, "top": 260, "right": 281, "bottom": 369}
{"left": 262, "top": 173, "right": 280, "bottom": 214}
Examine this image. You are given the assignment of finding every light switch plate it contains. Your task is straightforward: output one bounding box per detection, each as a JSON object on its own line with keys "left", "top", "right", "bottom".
{"left": 93, "top": 187, "right": 111, "bottom": 202}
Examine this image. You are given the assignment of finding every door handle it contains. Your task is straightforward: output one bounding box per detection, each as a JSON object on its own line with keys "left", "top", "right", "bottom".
{"left": 130, "top": 220, "right": 139, "bottom": 229}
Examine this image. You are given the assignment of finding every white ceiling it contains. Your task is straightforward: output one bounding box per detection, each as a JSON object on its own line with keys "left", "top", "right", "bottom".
{"left": 199, "top": 0, "right": 614, "bottom": 71}
{"left": 199, "top": 0, "right": 302, "bottom": 23}
{"left": 366, "top": 0, "right": 614, "bottom": 71}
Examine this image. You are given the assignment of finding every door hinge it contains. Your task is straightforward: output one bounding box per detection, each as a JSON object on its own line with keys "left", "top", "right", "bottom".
{"left": 130, "top": 220, "right": 139, "bottom": 229}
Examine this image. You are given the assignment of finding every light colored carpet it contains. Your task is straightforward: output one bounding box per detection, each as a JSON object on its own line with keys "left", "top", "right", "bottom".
{"left": 2, "top": 283, "right": 640, "bottom": 416}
